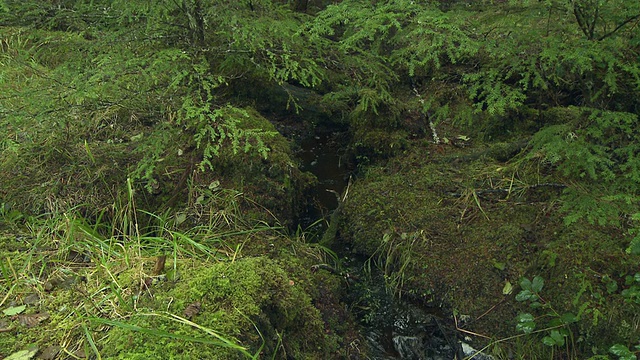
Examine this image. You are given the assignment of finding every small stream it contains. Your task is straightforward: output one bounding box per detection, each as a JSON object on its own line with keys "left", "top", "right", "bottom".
{"left": 296, "top": 129, "right": 493, "bottom": 360}
{"left": 297, "top": 129, "right": 350, "bottom": 228}
{"left": 345, "top": 269, "right": 464, "bottom": 360}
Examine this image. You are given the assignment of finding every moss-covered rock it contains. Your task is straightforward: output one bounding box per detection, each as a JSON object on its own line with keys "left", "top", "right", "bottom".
{"left": 0, "top": 217, "right": 364, "bottom": 360}
{"left": 100, "top": 256, "right": 332, "bottom": 359}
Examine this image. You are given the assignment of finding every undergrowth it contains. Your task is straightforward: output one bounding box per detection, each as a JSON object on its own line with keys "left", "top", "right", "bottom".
{"left": 0, "top": 184, "right": 337, "bottom": 359}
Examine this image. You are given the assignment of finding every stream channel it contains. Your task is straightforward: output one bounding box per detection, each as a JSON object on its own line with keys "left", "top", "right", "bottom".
{"left": 296, "top": 129, "right": 493, "bottom": 360}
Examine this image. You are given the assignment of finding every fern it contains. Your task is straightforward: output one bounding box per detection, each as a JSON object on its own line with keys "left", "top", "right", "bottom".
{"left": 0, "top": 1, "right": 306, "bottom": 204}
{"left": 391, "top": 6, "right": 479, "bottom": 76}
{"left": 462, "top": 1, "right": 640, "bottom": 116}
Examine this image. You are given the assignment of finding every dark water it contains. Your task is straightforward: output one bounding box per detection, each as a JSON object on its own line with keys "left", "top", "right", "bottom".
{"left": 346, "top": 270, "right": 463, "bottom": 360}
{"left": 297, "top": 130, "right": 492, "bottom": 360}
{"left": 298, "top": 130, "right": 350, "bottom": 226}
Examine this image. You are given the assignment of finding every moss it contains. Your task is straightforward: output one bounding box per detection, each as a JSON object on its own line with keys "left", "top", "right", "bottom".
{"left": 202, "top": 108, "right": 316, "bottom": 225}
{"left": 0, "top": 219, "right": 362, "bottom": 359}
{"left": 472, "top": 107, "right": 541, "bottom": 142}
{"left": 0, "top": 232, "right": 103, "bottom": 358}
{"left": 541, "top": 106, "right": 583, "bottom": 126}
{"left": 340, "top": 141, "right": 640, "bottom": 357}
{"left": 353, "top": 128, "right": 409, "bottom": 160}
{"left": 101, "top": 257, "right": 332, "bottom": 360}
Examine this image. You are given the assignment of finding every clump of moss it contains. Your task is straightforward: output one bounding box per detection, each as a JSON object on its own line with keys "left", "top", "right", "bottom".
{"left": 352, "top": 128, "right": 409, "bottom": 160}
{"left": 101, "top": 257, "right": 332, "bottom": 359}
{"left": 0, "top": 207, "right": 363, "bottom": 359}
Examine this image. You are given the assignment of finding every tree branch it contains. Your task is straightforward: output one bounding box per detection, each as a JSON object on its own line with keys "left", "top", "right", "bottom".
{"left": 588, "top": 5, "right": 598, "bottom": 40}
{"left": 572, "top": 3, "right": 591, "bottom": 40}
{"left": 597, "top": 13, "right": 640, "bottom": 41}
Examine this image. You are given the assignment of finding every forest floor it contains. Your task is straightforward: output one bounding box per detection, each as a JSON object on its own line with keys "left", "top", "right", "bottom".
{"left": 339, "top": 134, "right": 640, "bottom": 358}
{"left": 2, "top": 121, "right": 640, "bottom": 359}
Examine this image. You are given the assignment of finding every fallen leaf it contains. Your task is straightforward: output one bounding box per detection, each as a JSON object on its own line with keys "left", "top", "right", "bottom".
{"left": 18, "top": 312, "right": 50, "bottom": 328}
{"left": 0, "top": 319, "right": 13, "bottom": 332}
{"left": 66, "top": 249, "right": 91, "bottom": 263}
{"left": 38, "top": 346, "right": 60, "bottom": 360}
{"left": 4, "top": 346, "right": 38, "bottom": 360}
{"left": 152, "top": 255, "right": 166, "bottom": 276}
{"left": 183, "top": 301, "right": 201, "bottom": 319}
{"left": 23, "top": 294, "right": 40, "bottom": 305}
{"left": 73, "top": 348, "right": 86, "bottom": 358}
{"left": 3, "top": 305, "right": 26, "bottom": 316}
{"left": 43, "top": 281, "right": 55, "bottom": 292}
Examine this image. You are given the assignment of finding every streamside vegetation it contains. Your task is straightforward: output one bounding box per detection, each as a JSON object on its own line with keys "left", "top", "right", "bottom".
{"left": 1, "top": 0, "right": 639, "bottom": 359}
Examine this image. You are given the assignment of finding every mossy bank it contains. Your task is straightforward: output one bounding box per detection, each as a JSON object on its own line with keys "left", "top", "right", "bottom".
{"left": 339, "top": 139, "right": 640, "bottom": 357}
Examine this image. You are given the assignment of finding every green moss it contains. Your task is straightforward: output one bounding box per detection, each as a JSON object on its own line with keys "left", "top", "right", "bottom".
{"left": 340, "top": 141, "right": 640, "bottom": 357}
{"left": 102, "top": 257, "right": 331, "bottom": 359}
{"left": 0, "top": 217, "right": 361, "bottom": 359}
{"left": 203, "top": 108, "right": 315, "bottom": 225}
{"left": 541, "top": 106, "right": 582, "bottom": 126}
{"left": 352, "top": 128, "right": 409, "bottom": 159}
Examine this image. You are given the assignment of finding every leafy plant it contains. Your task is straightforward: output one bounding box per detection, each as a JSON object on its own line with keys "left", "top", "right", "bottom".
{"left": 515, "top": 276, "right": 578, "bottom": 353}
{"left": 621, "top": 273, "right": 640, "bottom": 305}
{"left": 609, "top": 343, "right": 640, "bottom": 360}
{"left": 526, "top": 107, "right": 640, "bottom": 251}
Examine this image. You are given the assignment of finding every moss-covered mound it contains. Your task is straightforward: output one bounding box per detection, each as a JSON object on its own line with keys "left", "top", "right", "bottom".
{"left": 0, "top": 102, "right": 312, "bottom": 227}
{"left": 0, "top": 224, "right": 362, "bottom": 359}
{"left": 339, "top": 142, "right": 640, "bottom": 357}
{"left": 101, "top": 257, "right": 330, "bottom": 359}
{"left": 202, "top": 108, "right": 316, "bottom": 225}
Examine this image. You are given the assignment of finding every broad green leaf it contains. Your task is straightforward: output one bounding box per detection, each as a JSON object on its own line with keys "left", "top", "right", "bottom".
{"left": 3, "top": 305, "right": 26, "bottom": 316}
{"left": 542, "top": 335, "right": 558, "bottom": 347}
{"left": 516, "top": 321, "right": 536, "bottom": 334}
{"left": 5, "top": 347, "right": 38, "bottom": 360}
{"left": 516, "top": 313, "right": 536, "bottom": 334}
{"left": 516, "top": 313, "right": 534, "bottom": 322}
{"left": 550, "top": 330, "right": 565, "bottom": 346}
{"left": 606, "top": 279, "right": 619, "bottom": 294}
{"left": 560, "top": 312, "right": 578, "bottom": 324}
{"left": 502, "top": 281, "right": 513, "bottom": 295}
{"left": 529, "top": 301, "right": 543, "bottom": 309}
{"left": 516, "top": 289, "right": 538, "bottom": 302}
{"left": 493, "top": 261, "right": 506, "bottom": 271}
{"left": 531, "top": 276, "right": 544, "bottom": 293}
{"left": 627, "top": 236, "right": 640, "bottom": 255}
{"left": 609, "top": 344, "right": 637, "bottom": 360}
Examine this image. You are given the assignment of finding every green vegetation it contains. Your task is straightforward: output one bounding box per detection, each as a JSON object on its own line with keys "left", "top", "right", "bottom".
{"left": 0, "top": 188, "right": 355, "bottom": 359}
{"left": 1, "top": 0, "right": 640, "bottom": 358}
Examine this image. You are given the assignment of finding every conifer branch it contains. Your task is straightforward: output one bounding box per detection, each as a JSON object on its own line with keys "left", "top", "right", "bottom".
{"left": 597, "top": 13, "right": 640, "bottom": 41}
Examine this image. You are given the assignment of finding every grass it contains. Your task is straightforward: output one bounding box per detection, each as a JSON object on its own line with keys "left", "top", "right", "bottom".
{"left": 367, "top": 230, "right": 426, "bottom": 298}
{"left": 89, "top": 314, "right": 260, "bottom": 359}
{"left": 0, "top": 186, "right": 275, "bottom": 359}
{"left": 0, "top": 176, "right": 348, "bottom": 359}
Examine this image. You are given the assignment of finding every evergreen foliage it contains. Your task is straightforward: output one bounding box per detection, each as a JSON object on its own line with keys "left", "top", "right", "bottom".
{"left": 0, "top": 0, "right": 324, "bottom": 208}
{"left": 1, "top": 0, "right": 640, "bottom": 356}
{"left": 1, "top": 0, "right": 638, "bottom": 244}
